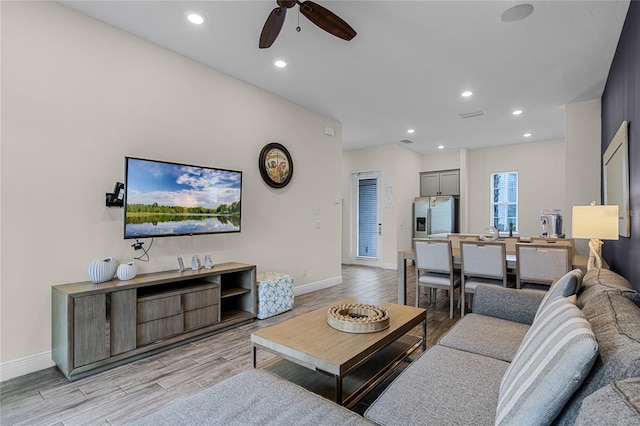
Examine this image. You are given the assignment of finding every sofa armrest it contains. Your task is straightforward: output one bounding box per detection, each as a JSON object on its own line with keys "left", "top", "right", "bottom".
{"left": 472, "top": 285, "right": 545, "bottom": 325}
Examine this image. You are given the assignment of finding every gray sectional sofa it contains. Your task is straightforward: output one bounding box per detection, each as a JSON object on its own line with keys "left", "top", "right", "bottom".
{"left": 130, "top": 268, "right": 640, "bottom": 426}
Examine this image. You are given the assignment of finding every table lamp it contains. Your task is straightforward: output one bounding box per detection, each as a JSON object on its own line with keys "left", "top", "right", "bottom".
{"left": 572, "top": 203, "right": 619, "bottom": 270}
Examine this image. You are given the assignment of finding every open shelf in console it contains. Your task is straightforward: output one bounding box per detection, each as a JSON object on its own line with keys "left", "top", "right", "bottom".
{"left": 221, "top": 287, "right": 251, "bottom": 298}
{"left": 219, "top": 269, "right": 255, "bottom": 320}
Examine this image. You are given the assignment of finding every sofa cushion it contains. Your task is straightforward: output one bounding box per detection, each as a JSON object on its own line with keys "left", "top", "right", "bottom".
{"left": 574, "top": 378, "right": 640, "bottom": 426}
{"left": 472, "top": 284, "right": 545, "bottom": 325}
{"left": 555, "top": 291, "right": 640, "bottom": 425}
{"left": 496, "top": 297, "right": 598, "bottom": 426}
{"left": 533, "top": 269, "right": 583, "bottom": 322}
{"left": 582, "top": 268, "right": 632, "bottom": 291}
{"left": 127, "top": 369, "right": 374, "bottom": 426}
{"left": 365, "top": 345, "right": 508, "bottom": 426}
{"left": 438, "top": 313, "right": 530, "bottom": 362}
{"left": 579, "top": 268, "right": 640, "bottom": 307}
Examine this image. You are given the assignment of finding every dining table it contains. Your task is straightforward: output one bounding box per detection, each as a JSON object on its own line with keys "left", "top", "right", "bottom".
{"left": 396, "top": 247, "right": 591, "bottom": 305}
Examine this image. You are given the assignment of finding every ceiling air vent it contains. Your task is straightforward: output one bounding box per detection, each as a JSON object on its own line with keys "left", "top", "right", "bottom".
{"left": 400, "top": 139, "right": 414, "bottom": 144}
{"left": 459, "top": 110, "right": 485, "bottom": 119}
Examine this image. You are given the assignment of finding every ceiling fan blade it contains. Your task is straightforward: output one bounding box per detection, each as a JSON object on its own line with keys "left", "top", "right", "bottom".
{"left": 299, "top": 1, "right": 356, "bottom": 41}
{"left": 259, "top": 7, "right": 287, "bottom": 49}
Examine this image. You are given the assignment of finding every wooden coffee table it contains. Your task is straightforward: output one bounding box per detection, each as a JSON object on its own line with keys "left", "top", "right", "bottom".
{"left": 251, "top": 297, "right": 426, "bottom": 408}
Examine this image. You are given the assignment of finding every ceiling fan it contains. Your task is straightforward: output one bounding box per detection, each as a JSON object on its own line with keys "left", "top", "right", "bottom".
{"left": 259, "top": 0, "right": 357, "bottom": 49}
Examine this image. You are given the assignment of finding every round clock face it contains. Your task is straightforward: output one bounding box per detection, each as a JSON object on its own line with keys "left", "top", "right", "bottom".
{"left": 259, "top": 143, "right": 293, "bottom": 188}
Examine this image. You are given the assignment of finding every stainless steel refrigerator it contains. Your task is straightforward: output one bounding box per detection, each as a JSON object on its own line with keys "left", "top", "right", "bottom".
{"left": 413, "top": 196, "right": 459, "bottom": 239}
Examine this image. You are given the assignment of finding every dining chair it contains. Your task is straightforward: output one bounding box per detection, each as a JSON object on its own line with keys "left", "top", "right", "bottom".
{"left": 502, "top": 237, "right": 521, "bottom": 256}
{"left": 447, "top": 234, "right": 480, "bottom": 251}
{"left": 460, "top": 241, "right": 507, "bottom": 317}
{"left": 516, "top": 243, "right": 572, "bottom": 290}
{"left": 414, "top": 239, "right": 460, "bottom": 319}
{"left": 529, "top": 238, "right": 575, "bottom": 260}
{"left": 412, "top": 237, "right": 431, "bottom": 249}
{"left": 501, "top": 236, "right": 520, "bottom": 274}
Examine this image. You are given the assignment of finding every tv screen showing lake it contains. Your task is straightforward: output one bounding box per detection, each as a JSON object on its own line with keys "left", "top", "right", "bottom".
{"left": 124, "top": 157, "right": 242, "bottom": 238}
{"left": 125, "top": 214, "right": 240, "bottom": 237}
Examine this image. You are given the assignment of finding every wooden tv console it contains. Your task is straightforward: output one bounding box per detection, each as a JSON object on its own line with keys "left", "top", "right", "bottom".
{"left": 52, "top": 262, "right": 256, "bottom": 381}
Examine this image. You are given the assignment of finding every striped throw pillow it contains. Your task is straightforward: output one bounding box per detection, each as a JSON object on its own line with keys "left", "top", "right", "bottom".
{"left": 534, "top": 269, "right": 583, "bottom": 322}
{"left": 496, "top": 297, "right": 598, "bottom": 426}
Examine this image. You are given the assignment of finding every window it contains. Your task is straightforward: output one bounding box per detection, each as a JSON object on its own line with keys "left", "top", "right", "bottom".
{"left": 491, "top": 172, "right": 518, "bottom": 232}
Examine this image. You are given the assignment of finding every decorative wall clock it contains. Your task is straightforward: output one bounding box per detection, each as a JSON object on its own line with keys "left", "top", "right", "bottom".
{"left": 259, "top": 143, "right": 293, "bottom": 188}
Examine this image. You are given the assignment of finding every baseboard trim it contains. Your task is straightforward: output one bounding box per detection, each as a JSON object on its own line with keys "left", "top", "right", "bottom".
{"left": 341, "top": 260, "right": 397, "bottom": 270}
{"left": 294, "top": 275, "right": 342, "bottom": 296}
{"left": 0, "top": 350, "right": 55, "bottom": 382}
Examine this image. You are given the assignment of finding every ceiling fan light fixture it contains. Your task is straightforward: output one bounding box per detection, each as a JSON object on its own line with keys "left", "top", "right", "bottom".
{"left": 407, "top": 129, "right": 415, "bottom": 134}
{"left": 501, "top": 4, "right": 534, "bottom": 23}
{"left": 259, "top": 0, "right": 356, "bottom": 48}
{"left": 186, "top": 12, "right": 206, "bottom": 25}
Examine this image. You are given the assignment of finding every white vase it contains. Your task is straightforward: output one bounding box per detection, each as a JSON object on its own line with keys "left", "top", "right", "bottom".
{"left": 88, "top": 257, "right": 117, "bottom": 284}
{"left": 117, "top": 261, "right": 138, "bottom": 281}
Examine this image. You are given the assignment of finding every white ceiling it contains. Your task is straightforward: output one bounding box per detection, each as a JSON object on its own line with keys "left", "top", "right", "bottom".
{"left": 58, "top": 1, "right": 630, "bottom": 154}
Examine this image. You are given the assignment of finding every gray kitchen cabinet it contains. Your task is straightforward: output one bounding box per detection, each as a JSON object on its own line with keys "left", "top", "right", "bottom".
{"left": 420, "top": 169, "right": 460, "bottom": 196}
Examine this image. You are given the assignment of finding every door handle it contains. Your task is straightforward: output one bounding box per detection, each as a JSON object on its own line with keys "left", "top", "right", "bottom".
{"left": 378, "top": 223, "right": 382, "bottom": 236}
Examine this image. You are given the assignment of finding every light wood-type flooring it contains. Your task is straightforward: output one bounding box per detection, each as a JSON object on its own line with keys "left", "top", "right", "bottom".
{"left": 1, "top": 264, "right": 460, "bottom": 425}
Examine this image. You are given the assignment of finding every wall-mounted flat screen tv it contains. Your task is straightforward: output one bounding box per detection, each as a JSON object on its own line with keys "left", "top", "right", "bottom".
{"left": 124, "top": 157, "right": 242, "bottom": 239}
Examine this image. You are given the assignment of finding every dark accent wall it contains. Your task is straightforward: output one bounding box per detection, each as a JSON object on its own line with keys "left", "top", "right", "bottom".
{"left": 601, "top": 1, "right": 639, "bottom": 289}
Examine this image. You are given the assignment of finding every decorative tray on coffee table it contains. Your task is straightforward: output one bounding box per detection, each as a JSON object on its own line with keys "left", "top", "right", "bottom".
{"left": 327, "top": 303, "right": 390, "bottom": 333}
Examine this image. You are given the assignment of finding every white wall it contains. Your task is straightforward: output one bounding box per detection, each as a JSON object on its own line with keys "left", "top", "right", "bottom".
{"left": 342, "top": 145, "right": 422, "bottom": 268}
{"left": 468, "top": 139, "right": 566, "bottom": 237}
{"left": 1, "top": 2, "right": 342, "bottom": 378}
{"left": 422, "top": 150, "right": 460, "bottom": 171}
{"left": 565, "top": 99, "right": 603, "bottom": 255}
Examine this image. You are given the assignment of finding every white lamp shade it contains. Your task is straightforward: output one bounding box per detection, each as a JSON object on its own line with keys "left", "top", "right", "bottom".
{"left": 572, "top": 205, "right": 619, "bottom": 240}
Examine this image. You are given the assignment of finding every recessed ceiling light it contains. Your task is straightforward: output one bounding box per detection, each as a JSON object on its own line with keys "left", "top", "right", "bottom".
{"left": 461, "top": 91, "right": 473, "bottom": 98}
{"left": 407, "top": 129, "right": 415, "bottom": 134}
{"left": 523, "top": 133, "right": 532, "bottom": 138}
{"left": 512, "top": 109, "right": 523, "bottom": 115}
{"left": 501, "top": 4, "right": 534, "bottom": 23}
{"left": 438, "top": 145, "right": 445, "bottom": 150}
{"left": 274, "top": 60, "right": 287, "bottom": 68}
{"left": 186, "top": 12, "right": 205, "bottom": 25}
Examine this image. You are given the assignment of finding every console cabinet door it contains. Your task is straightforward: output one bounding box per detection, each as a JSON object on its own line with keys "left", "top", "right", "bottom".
{"left": 110, "top": 290, "right": 137, "bottom": 356}
{"left": 73, "top": 294, "right": 107, "bottom": 368}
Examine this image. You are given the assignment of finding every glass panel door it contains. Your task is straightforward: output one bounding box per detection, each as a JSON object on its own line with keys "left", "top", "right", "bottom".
{"left": 350, "top": 171, "right": 382, "bottom": 267}
{"left": 358, "top": 178, "right": 377, "bottom": 258}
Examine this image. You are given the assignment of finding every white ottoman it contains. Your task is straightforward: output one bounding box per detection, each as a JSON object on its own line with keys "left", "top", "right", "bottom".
{"left": 256, "top": 272, "right": 294, "bottom": 319}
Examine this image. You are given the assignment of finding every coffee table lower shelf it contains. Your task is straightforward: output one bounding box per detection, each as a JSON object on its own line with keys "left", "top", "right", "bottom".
{"left": 257, "top": 334, "right": 422, "bottom": 409}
